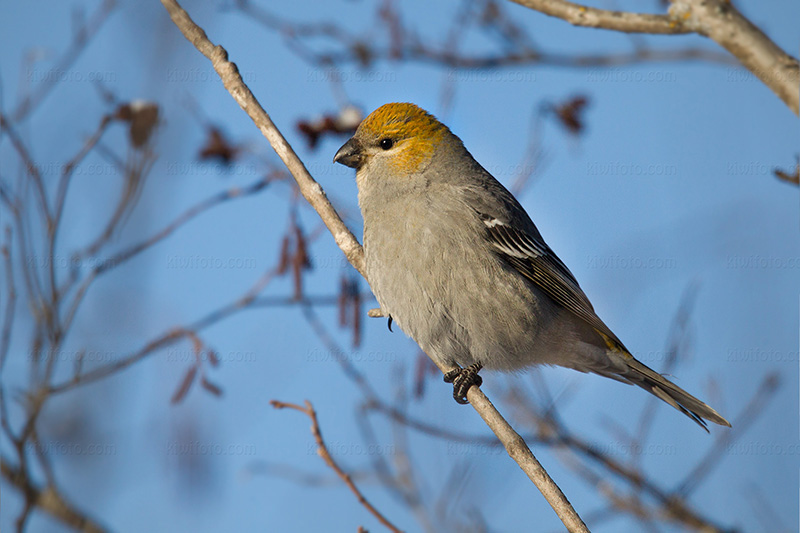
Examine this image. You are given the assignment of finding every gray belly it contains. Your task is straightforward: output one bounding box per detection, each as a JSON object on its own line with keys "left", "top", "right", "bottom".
{"left": 363, "top": 217, "right": 579, "bottom": 371}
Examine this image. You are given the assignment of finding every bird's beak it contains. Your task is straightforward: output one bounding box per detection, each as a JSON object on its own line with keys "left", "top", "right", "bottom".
{"left": 333, "top": 137, "right": 364, "bottom": 169}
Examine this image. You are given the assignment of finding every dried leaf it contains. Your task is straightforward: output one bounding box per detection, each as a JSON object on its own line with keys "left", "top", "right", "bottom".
{"left": 292, "top": 252, "right": 304, "bottom": 300}
{"left": 200, "top": 376, "right": 224, "bottom": 397}
{"left": 114, "top": 101, "right": 160, "bottom": 148}
{"left": 171, "top": 365, "right": 198, "bottom": 404}
{"left": 198, "top": 126, "right": 240, "bottom": 165}
{"left": 296, "top": 106, "right": 362, "bottom": 150}
{"left": 553, "top": 95, "right": 589, "bottom": 135}
{"left": 338, "top": 276, "right": 348, "bottom": 327}
{"left": 480, "top": 0, "right": 500, "bottom": 25}
{"left": 277, "top": 235, "right": 291, "bottom": 275}
{"left": 72, "top": 349, "right": 87, "bottom": 382}
{"left": 352, "top": 283, "right": 362, "bottom": 348}
{"left": 296, "top": 120, "right": 322, "bottom": 150}
{"left": 294, "top": 224, "right": 311, "bottom": 269}
{"left": 774, "top": 163, "right": 799, "bottom": 186}
{"left": 352, "top": 42, "right": 373, "bottom": 68}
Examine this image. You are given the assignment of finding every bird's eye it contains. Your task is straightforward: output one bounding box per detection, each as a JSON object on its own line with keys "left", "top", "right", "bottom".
{"left": 379, "top": 138, "right": 394, "bottom": 150}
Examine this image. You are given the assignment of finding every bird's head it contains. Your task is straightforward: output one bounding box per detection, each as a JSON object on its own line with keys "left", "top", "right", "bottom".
{"left": 334, "top": 103, "right": 458, "bottom": 177}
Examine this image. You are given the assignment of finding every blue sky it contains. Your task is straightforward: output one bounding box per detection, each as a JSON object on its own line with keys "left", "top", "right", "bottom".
{"left": 1, "top": 0, "right": 798, "bottom": 532}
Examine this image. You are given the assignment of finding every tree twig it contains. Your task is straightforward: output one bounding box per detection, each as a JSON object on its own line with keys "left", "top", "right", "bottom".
{"left": 1, "top": 457, "right": 108, "bottom": 533}
{"left": 509, "top": 0, "right": 688, "bottom": 34}
{"left": 12, "top": 0, "right": 117, "bottom": 122}
{"left": 509, "top": 0, "right": 800, "bottom": 114}
{"left": 160, "top": 0, "right": 364, "bottom": 276}
{"left": 270, "top": 400, "right": 403, "bottom": 533}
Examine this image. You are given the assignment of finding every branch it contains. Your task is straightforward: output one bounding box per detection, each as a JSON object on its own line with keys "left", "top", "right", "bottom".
{"left": 1, "top": 458, "right": 108, "bottom": 533}
{"left": 159, "top": 0, "right": 364, "bottom": 277}
{"left": 0, "top": 229, "right": 16, "bottom": 372}
{"left": 60, "top": 173, "right": 273, "bottom": 337}
{"left": 270, "top": 400, "right": 402, "bottom": 533}
{"left": 509, "top": 0, "right": 688, "bottom": 34}
{"left": 12, "top": 0, "right": 117, "bottom": 122}
{"left": 236, "top": 0, "right": 735, "bottom": 70}
{"left": 676, "top": 373, "right": 779, "bottom": 498}
{"left": 160, "top": 0, "right": 588, "bottom": 530}
{"left": 508, "top": 0, "right": 800, "bottom": 114}
{"left": 672, "top": 0, "right": 800, "bottom": 115}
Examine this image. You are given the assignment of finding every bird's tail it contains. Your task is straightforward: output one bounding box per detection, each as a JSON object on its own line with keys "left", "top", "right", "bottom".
{"left": 619, "top": 357, "right": 731, "bottom": 431}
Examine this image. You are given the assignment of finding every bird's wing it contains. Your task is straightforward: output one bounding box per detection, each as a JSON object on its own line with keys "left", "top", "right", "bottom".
{"left": 477, "top": 212, "right": 627, "bottom": 353}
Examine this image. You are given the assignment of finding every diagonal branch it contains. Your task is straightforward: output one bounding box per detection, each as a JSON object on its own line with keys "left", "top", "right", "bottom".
{"left": 1, "top": 458, "right": 108, "bottom": 533}
{"left": 508, "top": 0, "right": 800, "bottom": 114}
{"left": 159, "top": 0, "right": 588, "bottom": 531}
{"left": 270, "top": 400, "right": 403, "bottom": 533}
{"left": 670, "top": 0, "right": 799, "bottom": 115}
{"left": 159, "top": 0, "right": 364, "bottom": 277}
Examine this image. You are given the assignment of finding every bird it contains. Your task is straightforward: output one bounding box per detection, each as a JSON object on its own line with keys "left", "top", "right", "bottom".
{"left": 334, "top": 102, "right": 730, "bottom": 430}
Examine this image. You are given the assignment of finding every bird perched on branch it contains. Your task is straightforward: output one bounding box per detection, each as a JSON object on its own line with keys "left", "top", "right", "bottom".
{"left": 334, "top": 102, "right": 730, "bottom": 430}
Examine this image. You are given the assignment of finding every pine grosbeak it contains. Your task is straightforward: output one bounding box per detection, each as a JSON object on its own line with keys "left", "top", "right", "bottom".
{"left": 334, "top": 102, "right": 729, "bottom": 429}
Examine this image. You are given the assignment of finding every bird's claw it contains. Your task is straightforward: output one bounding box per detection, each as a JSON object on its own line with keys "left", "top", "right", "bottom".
{"left": 443, "top": 362, "right": 483, "bottom": 404}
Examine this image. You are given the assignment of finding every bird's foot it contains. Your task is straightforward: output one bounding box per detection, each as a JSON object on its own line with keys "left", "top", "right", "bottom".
{"left": 367, "top": 308, "right": 393, "bottom": 331}
{"left": 443, "top": 362, "right": 483, "bottom": 404}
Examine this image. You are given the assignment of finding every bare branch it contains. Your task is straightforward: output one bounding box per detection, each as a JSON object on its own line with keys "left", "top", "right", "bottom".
{"left": 59, "top": 174, "right": 273, "bottom": 337}
{"left": 509, "top": 0, "right": 800, "bottom": 114}
{"left": 12, "top": 0, "right": 117, "bottom": 122}
{"left": 0, "top": 113, "right": 52, "bottom": 227}
{"left": 48, "top": 265, "right": 280, "bottom": 394}
{"left": 1, "top": 458, "right": 108, "bottom": 533}
{"left": 270, "top": 400, "right": 403, "bottom": 533}
{"left": 676, "top": 373, "right": 780, "bottom": 498}
{"left": 508, "top": 0, "right": 687, "bottom": 34}
{"left": 671, "top": 0, "right": 799, "bottom": 114}
{"left": 365, "top": 390, "right": 734, "bottom": 532}
{"left": 236, "top": 0, "right": 735, "bottom": 70}
{"left": 0, "top": 228, "right": 17, "bottom": 372}
{"left": 160, "top": 0, "right": 365, "bottom": 277}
